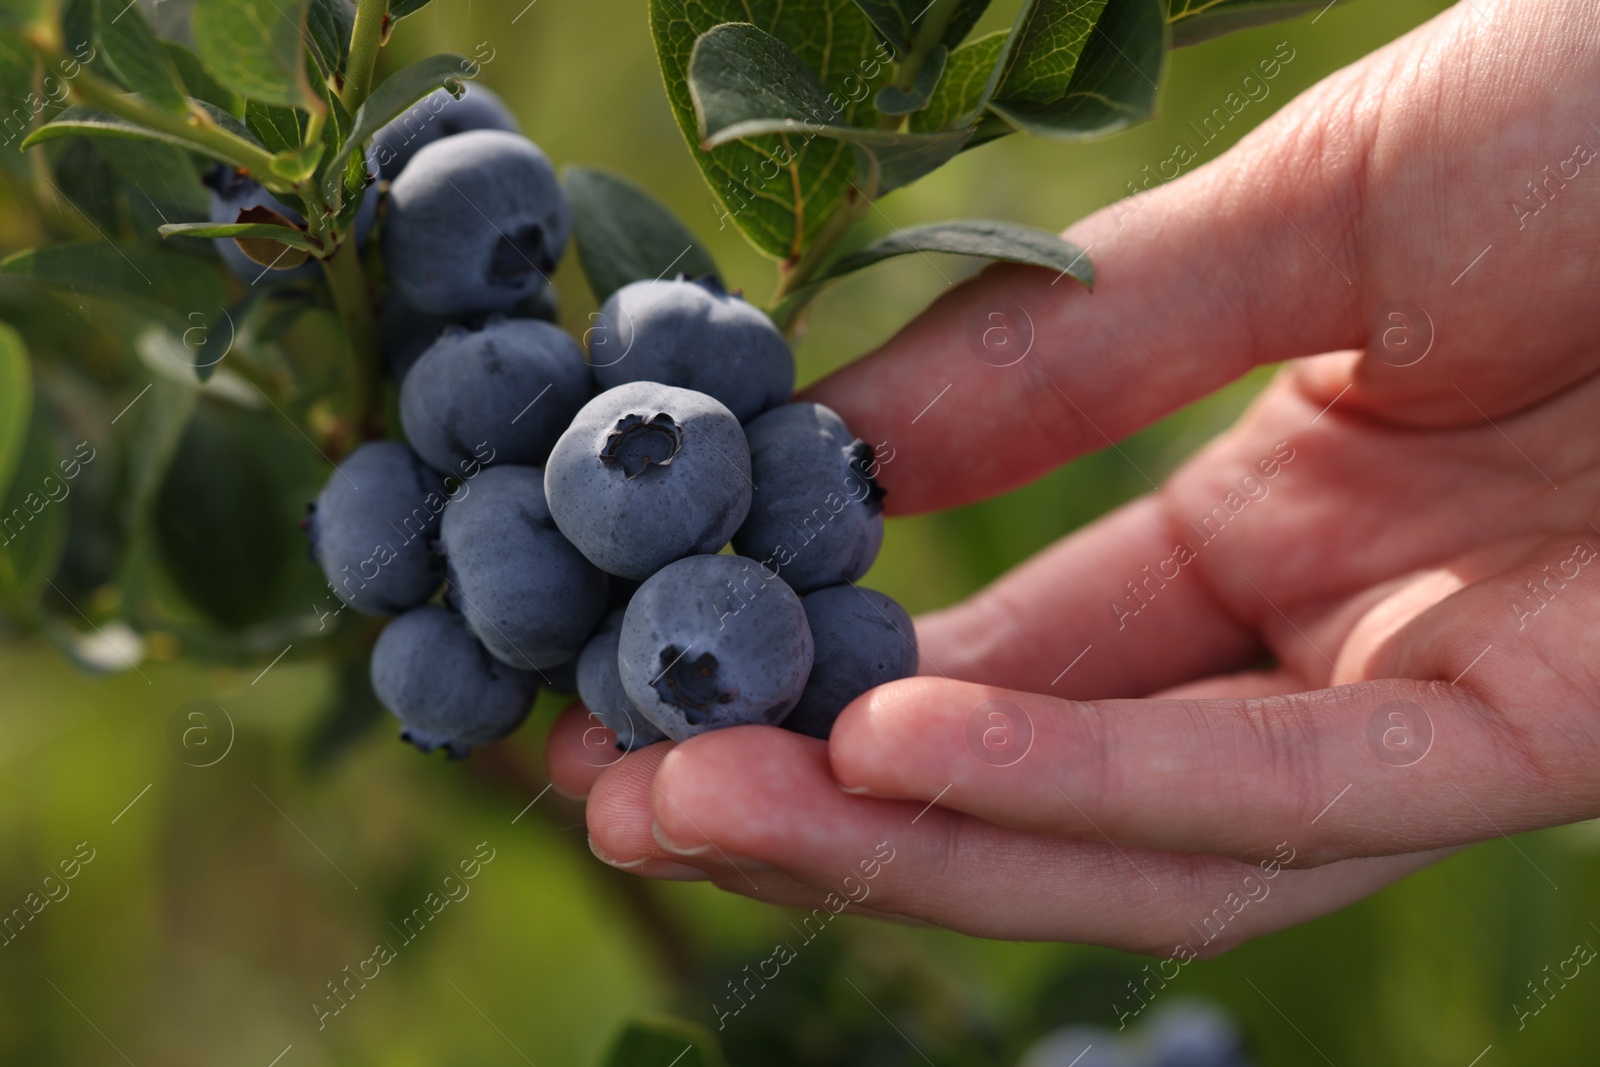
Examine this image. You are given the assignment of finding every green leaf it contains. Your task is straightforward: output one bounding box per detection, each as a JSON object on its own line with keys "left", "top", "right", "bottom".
{"left": 651, "top": 0, "right": 893, "bottom": 261}
{"left": 851, "top": 0, "right": 993, "bottom": 53}
{"left": 0, "top": 323, "right": 31, "bottom": 509}
{"left": 909, "top": 29, "right": 1007, "bottom": 132}
{"left": 994, "top": 0, "right": 1111, "bottom": 104}
{"left": 687, "top": 23, "right": 972, "bottom": 193}
{"left": 389, "top": 0, "right": 437, "bottom": 22}
{"left": 96, "top": 0, "right": 189, "bottom": 114}
{"left": 323, "top": 53, "right": 472, "bottom": 208}
{"left": 1168, "top": 0, "right": 1327, "bottom": 47}
{"left": 989, "top": 0, "right": 1167, "bottom": 139}
{"left": 153, "top": 401, "right": 318, "bottom": 628}
{"left": 873, "top": 43, "right": 946, "bottom": 115}
{"left": 52, "top": 138, "right": 122, "bottom": 236}
{"left": 158, "top": 220, "right": 322, "bottom": 250}
{"left": 192, "top": 0, "right": 316, "bottom": 111}
{"left": 163, "top": 40, "right": 245, "bottom": 117}
{"left": 565, "top": 166, "right": 720, "bottom": 305}
{"left": 1, "top": 241, "right": 228, "bottom": 316}
{"left": 819, "top": 218, "right": 1094, "bottom": 286}
{"left": 95, "top": 138, "right": 210, "bottom": 223}
{"left": 604, "top": 1016, "right": 727, "bottom": 1067}
{"left": 305, "top": 0, "right": 352, "bottom": 78}
{"left": 0, "top": 394, "right": 70, "bottom": 614}
{"left": 21, "top": 102, "right": 265, "bottom": 169}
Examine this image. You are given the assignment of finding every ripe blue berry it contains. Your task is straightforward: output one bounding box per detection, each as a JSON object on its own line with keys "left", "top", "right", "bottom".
{"left": 732, "top": 402, "right": 885, "bottom": 593}
{"left": 619, "top": 554, "right": 813, "bottom": 741}
{"left": 382, "top": 284, "right": 560, "bottom": 384}
{"left": 785, "top": 585, "right": 917, "bottom": 739}
{"left": 589, "top": 277, "right": 794, "bottom": 422}
{"left": 399, "top": 317, "right": 591, "bottom": 475}
{"left": 576, "top": 609, "right": 668, "bottom": 751}
{"left": 371, "top": 605, "right": 538, "bottom": 758}
{"left": 384, "top": 130, "right": 569, "bottom": 317}
{"left": 372, "top": 83, "right": 520, "bottom": 181}
{"left": 544, "top": 382, "right": 752, "bottom": 580}
{"left": 305, "top": 441, "right": 446, "bottom": 615}
{"left": 1148, "top": 1003, "right": 1248, "bottom": 1067}
{"left": 439, "top": 465, "right": 608, "bottom": 671}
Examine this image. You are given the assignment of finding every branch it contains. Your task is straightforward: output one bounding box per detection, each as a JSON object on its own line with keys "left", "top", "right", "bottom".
{"left": 341, "top": 0, "right": 389, "bottom": 115}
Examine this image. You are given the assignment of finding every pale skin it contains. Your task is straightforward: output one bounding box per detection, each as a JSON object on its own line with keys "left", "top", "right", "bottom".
{"left": 547, "top": 0, "right": 1600, "bottom": 954}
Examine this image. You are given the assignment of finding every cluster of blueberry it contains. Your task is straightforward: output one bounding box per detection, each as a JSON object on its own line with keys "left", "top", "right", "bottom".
{"left": 280, "top": 86, "right": 916, "bottom": 758}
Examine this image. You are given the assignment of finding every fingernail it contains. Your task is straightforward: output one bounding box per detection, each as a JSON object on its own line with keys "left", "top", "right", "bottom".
{"left": 639, "top": 860, "right": 712, "bottom": 881}
{"left": 588, "top": 835, "right": 645, "bottom": 870}
{"left": 651, "top": 819, "right": 711, "bottom": 856}
{"left": 838, "top": 783, "right": 882, "bottom": 796}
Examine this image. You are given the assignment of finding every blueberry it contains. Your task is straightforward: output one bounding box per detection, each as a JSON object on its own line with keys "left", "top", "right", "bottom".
{"left": 1146, "top": 1002, "right": 1248, "bottom": 1067}
{"left": 576, "top": 609, "right": 668, "bottom": 750}
{"left": 1019, "top": 1027, "right": 1138, "bottom": 1067}
{"left": 590, "top": 277, "right": 794, "bottom": 422}
{"left": 304, "top": 441, "right": 446, "bottom": 615}
{"left": 203, "top": 161, "right": 378, "bottom": 284}
{"left": 731, "top": 402, "right": 885, "bottom": 593}
{"left": 372, "top": 82, "right": 520, "bottom": 181}
{"left": 439, "top": 465, "right": 608, "bottom": 671}
{"left": 384, "top": 130, "right": 569, "bottom": 317}
{"left": 382, "top": 284, "right": 560, "bottom": 384}
{"left": 618, "top": 554, "right": 813, "bottom": 741}
{"left": 544, "top": 382, "right": 752, "bottom": 580}
{"left": 400, "top": 317, "right": 590, "bottom": 474}
{"left": 784, "top": 585, "right": 916, "bottom": 739}
{"left": 371, "top": 605, "right": 538, "bottom": 758}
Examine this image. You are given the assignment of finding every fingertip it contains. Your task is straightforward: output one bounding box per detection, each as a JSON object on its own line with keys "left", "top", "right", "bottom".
{"left": 584, "top": 736, "right": 673, "bottom": 865}
{"left": 651, "top": 726, "right": 830, "bottom": 856}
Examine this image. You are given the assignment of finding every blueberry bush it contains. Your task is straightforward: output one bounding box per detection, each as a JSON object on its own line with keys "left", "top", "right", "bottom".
{"left": 0, "top": 1, "right": 1483, "bottom": 1064}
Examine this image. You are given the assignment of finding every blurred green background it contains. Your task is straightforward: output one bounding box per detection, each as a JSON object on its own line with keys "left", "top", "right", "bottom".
{"left": 5, "top": 0, "right": 1600, "bottom": 1064}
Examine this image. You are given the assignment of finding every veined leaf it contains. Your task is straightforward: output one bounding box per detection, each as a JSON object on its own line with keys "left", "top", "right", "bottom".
{"left": 688, "top": 24, "right": 972, "bottom": 192}
{"left": 389, "top": 0, "right": 438, "bottom": 21}
{"left": 1168, "top": 0, "right": 1329, "bottom": 47}
{"left": 192, "top": 0, "right": 317, "bottom": 112}
{"left": 989, "top": 0, "right": 1167, "bottom": 140}
{"left": 995, "top": 0, "right": 1111, "bottom": 104}
{"left": 566, "top": 166, "right": 720, "bottom": 304}
{"left": 908, "top": 29, "right": 1006, "bottom": 132}
{"left": 873, "top": 44, "right": 947, "bottom": 114}
{"left": 306, "top": 0, "right": 352, "bottom": 78}
{"left": 772, "top": 217, "right": 1092, "bottom": 333}
{"left": 819, "top": 218, "right": 1094, "bottom": 287}
{"left": 96, "top": 0, "right": 189, "bottom": 113}
{"left": 163, "top": 40, "right": 245, "bottom": 117}
{"left": 851, "top": 0, "right": 993, "bottom": 54}
{"left": 651, "top": 0, "right": 894, "bottom": 261}
{"left": 1, "top": 241, "right": 227, "bottom": 315}
{"left": 158, "top": 220, "right": 322, "bottom": 251}
{"left": 323, "top": 53, "right": 472, "bottom": 208}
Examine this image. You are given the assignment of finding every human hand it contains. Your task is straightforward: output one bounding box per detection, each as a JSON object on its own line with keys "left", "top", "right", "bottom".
{"left": 549, "top": 0, "right": 1600, "bottom": 954}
